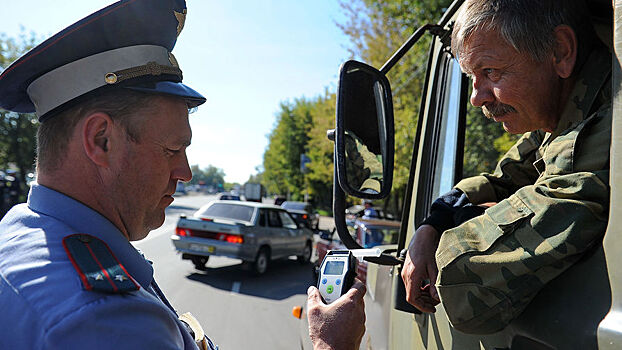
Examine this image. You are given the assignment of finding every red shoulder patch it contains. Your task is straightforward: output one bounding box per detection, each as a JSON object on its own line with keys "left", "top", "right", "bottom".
{"left": 62, "top": 234, "right": 140, "bottom": 293}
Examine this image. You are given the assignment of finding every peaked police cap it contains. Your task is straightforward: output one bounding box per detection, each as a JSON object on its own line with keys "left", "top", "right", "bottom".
{"left": 0, "top": 0, "right": 206, "bottom": 122}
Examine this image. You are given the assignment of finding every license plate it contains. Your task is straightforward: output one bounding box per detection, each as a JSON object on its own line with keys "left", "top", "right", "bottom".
{"left": 189, "top": 244, "right": 214, "bottom": 253}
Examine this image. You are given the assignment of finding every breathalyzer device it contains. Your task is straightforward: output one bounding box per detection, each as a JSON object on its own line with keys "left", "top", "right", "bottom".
{"left": 317, "top": 250, "right": 357, "bottom": 304}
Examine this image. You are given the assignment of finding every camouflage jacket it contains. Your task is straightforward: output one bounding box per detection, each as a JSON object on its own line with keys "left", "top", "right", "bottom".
{"left": 344, "top": 131, "right": 383, "bottom": 193}
{"left": 435, "top": 46, "right": 612, "bottom": 334}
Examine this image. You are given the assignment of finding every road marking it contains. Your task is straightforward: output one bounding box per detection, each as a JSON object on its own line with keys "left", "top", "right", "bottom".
{"left": 231, "top": 281, "right": 241, "bottom": 294}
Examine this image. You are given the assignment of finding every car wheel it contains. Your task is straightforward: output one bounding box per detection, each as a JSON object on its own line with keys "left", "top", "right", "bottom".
{"left": 297, "top": 242, "right": 312, "bottom": 264}
{"left": 253, "top": 248, "right": 270, "bottom": 275}
{"left": 191, "top": 256, "right": 209, "bottom": 271}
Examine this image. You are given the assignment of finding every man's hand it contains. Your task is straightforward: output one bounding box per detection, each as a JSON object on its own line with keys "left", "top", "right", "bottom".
{"left": 401, "top": 224, "right": 441, "bottom": 312}
{"left": 307, "top": 280, "right": 366, "bottom": 350}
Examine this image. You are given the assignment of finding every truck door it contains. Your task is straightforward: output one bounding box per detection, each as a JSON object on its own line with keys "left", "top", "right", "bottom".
{"left": 387, "top": 29, "right": 481, "bottom": 349}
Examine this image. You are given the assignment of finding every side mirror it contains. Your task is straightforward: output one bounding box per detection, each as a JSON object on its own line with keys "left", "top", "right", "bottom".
{"left": 335, "top": 60, "right": 394, "bottom": 199}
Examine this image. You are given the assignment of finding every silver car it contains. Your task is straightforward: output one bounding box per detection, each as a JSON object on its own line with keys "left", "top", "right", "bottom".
{"left": 171, "top": 200, "right": 314, "bottom": 274}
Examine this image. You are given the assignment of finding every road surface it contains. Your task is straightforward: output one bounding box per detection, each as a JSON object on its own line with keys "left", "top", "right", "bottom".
{"left": 133, "top": 194, "right": 317, "bottom": 349}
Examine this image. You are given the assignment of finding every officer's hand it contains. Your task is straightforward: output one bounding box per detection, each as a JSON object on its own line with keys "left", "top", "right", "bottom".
{"left": 401, "top": 224, "right": 441, "bottom": 313}
{"left": 307, "top": 280, "right": 366, "bottom": 350}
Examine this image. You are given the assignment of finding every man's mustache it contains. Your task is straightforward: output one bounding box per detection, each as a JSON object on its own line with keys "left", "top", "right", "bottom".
{"left": 482, "top": 103, "right": 516, "bottom": 119}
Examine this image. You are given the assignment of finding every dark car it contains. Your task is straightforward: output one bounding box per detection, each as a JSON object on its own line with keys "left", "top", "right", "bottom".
{"left": 345, "top": 204, "right": 394, "bottom": 220}
{"left": 274, "top": 196, "right": 286, "bottom": 206}
{"left": 216, "top": 192, "right": 241, "bottom": 201}
{"left": 281, "top": 201, "right": 320, "bottom": 230}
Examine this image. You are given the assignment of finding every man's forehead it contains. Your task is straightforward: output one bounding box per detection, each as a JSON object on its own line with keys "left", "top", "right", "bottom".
{"left": 137, "top": 97, "right": 192, "bottom": 141}
{"left": 458, "top": 30, "right": 515, "bottom": 69}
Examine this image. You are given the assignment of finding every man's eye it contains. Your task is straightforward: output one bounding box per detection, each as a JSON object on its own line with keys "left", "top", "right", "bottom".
{"left": 166, "top": 148, "right": 181, "bottom": 155}
{"left": 483, "top": 68, "right": 501, "bottom": 80}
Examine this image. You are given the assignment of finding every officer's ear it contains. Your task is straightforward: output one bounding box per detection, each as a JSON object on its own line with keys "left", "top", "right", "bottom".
{"left": 82, "top": 112, "right": 114, "bottom": 167}
{"left": 552, "top": 25, "right": 577, "bottom": 79}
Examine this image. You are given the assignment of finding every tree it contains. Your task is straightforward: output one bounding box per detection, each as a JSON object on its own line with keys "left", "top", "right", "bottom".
{"left": 0, "top": 112, "right": 38, "bottom": 186}
{"left": 463, "top": 92, "right": 520, "bottom": 177}
{"left": 0, "top": 31, "right": 40, "bottom": 200}
{"left": 262, "top": 99, "right": 312, "bottom": 200}
{"left": 247, "top": 166, "right": 263, "bottom": 184}
{"left": 303, "top": 91, "right": 336, "bottom": 210}
{"left": 189, "top": 164, "right": 225, "bottom": 189}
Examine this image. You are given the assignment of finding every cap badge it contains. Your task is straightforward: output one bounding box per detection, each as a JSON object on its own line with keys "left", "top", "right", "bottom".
{"left": 104, "top": 61, "right": 183, "bottom": 85}
{"left": 104, "top": 73, "right": 118, "bottom": 84}
{"left": 174, "top": 9, "right": 187, "bottom": 37}
{"left": 168, "top": 52, "right": 179, "bottom": 68}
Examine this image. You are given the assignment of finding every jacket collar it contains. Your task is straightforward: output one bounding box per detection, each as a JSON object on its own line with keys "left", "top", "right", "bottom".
{"left": 27, "top": 183, "right": 154, "bottom": 289}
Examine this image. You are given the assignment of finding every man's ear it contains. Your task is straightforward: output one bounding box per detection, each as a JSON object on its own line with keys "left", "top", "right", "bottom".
{"left": 552, "top": 25, "right": 577, "bottom": 79}
{"left": 82, "top": 112, "right": 114, "bottom": 167}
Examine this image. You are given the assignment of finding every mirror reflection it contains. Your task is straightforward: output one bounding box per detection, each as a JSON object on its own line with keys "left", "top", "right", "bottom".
{"left": 339, "top": 63, "right": 390, "bottom": 195}
{"left": 344, "top": 130, "right": 383, "bottom": 194}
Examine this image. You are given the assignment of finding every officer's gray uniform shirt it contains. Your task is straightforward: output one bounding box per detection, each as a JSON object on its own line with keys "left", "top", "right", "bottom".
{"left": 0, "top": 184, "right": 204, "bottom": 349}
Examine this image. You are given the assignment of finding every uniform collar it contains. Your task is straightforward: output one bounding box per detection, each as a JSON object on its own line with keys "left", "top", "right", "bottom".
{"left": 27, "top": 183, "right": 154, "bottom": 289}
{"left": 549, "top": 45, "right": 612, "bottom": 141}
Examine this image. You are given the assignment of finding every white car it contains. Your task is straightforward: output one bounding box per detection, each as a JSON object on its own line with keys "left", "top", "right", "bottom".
{"left": 171, "top": 200, "right": 314, "bottom": 274}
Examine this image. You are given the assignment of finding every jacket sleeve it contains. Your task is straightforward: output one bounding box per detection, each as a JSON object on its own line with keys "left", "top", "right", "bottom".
{"left": 43, "top": 294, "right": 190, "bottom": 350}
{"left": 435, "top": 106, "right": 611, "bottom": 334}
{"left": 454, "top": 131, "right": 543, "bottom": 205}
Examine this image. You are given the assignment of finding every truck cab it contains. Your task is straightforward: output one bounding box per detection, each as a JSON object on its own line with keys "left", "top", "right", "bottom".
{"left": 328, "top": 0, "right": 622, "bottom": 348}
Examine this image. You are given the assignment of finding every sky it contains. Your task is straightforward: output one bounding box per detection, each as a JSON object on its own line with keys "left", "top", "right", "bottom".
{"left": 1, "top": 1, "right": 352, "bottom": 183}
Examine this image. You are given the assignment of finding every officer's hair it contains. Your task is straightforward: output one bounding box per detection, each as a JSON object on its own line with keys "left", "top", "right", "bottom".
{"left": 451, "top": 0, "right": 596, "bottom": 64}
{"left": 36, "top": 89, "right": 156, "bottom": 173}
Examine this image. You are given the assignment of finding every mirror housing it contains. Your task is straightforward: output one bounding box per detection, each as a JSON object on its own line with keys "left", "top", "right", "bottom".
{"left": 335, "top": 60, "right": 394, "bottom": 199}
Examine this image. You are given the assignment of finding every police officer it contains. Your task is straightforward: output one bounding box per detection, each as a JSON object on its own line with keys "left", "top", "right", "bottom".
{"left": 0, "top": 1, "right": 365, "bottom": 349}
{"left": 362, "top": 200, "right": 379, "bottom": 219}
{"left": 402, "top": 0, "right": 611, "bottom": 334}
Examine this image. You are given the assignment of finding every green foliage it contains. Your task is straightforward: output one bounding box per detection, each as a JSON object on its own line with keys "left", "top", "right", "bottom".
{"left": 493, "top": 132, "right": 520, "bottom": 157}
{"left": 0, "top": 32, "right": 40, "bottom": 199}
{"left": 259, "top": 92, "right": 336, "bottom": 209}
{"left": 303, "top": 91, "right": 336, "bottom": 209}
{"left": 262, "top": 99, "right": 313, "bottom": 201}
{"left": 462, "top": 97, "right": 520, "bottom": 177}
{"left": 189, "top": 164, "right": 225, "bottom": 188}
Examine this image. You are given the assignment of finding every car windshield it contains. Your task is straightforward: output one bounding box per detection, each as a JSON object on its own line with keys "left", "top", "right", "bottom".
{"left": 220, "top": 195, "right": 240, "bottom": 200}
{"left": 281, "top": 202, "right": 308, "bottom": 211}
{"left": 363, "top": 226, "right": 400, "bottom": 248}
{"left": 196, "top": 203, "right": 255, "bottom": 222}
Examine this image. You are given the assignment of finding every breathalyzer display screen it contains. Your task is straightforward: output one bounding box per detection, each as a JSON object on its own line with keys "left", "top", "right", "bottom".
{"left": 324, "top": 260, "right": 345, "bottom": 275}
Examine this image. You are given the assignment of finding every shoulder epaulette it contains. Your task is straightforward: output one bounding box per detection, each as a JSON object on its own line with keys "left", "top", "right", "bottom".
{"left": 62, "top": 234, "right": 140, "bottom": 293}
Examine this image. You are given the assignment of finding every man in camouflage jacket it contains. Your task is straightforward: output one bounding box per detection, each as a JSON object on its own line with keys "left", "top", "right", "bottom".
{"left": 401, "top": 0, "right": 611, "bottom": 334}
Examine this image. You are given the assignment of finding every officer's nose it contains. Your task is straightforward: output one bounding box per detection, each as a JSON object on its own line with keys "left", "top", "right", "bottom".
{"left": 172, "top": 151, "right": 192, "bottom": 183}
{"left": 470, "top": 76, "right": 494, "bottom": 107}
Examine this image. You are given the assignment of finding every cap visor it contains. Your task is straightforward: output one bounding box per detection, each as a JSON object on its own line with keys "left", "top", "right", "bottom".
{"left": 126, "top": 81, "right": 206, "bottom": 108}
